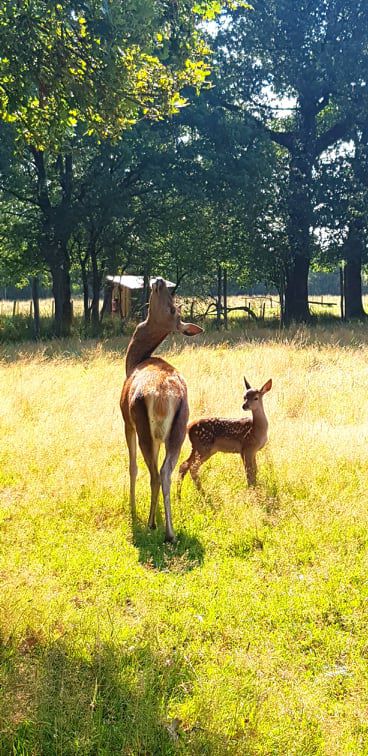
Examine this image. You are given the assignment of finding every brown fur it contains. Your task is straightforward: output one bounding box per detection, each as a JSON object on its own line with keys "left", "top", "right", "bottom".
{"left": 120, "top": 279, "right": 202, "bottom": 542}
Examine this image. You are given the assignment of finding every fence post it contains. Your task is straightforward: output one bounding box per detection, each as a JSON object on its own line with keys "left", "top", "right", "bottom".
{"left": 339, "top": 265, "right": 345, "bottom": 321}
{"left": 216, "top": 265, "right": 222, "bottom": 329}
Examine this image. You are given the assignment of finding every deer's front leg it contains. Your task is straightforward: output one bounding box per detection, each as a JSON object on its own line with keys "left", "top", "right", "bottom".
{"left": 243, "top": 451, "right": 257, "bottom": 486}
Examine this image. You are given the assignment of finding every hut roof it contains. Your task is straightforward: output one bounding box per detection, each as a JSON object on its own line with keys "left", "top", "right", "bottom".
{"left": 106, "top": 275, "right": 175, "bottom": 290}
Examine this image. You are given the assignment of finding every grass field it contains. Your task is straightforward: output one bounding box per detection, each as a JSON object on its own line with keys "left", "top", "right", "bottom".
{"left": 1, "top": 324, "right": 368, "bottom": 754}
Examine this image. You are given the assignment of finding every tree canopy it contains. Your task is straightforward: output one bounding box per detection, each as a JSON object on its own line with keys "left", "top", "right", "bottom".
{"left": 2, "top": 0, "right": 368, "bottom": 338}
{"left": 0, "top": 0, "right": 246, "bottom": 149}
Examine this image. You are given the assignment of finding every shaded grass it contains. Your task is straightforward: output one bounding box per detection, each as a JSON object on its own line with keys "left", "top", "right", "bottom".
{"left": 1, "top": 326, "right": 368, "bottom": 753}
{"left": 1, "top": 290, "right": 366, "bottom": 346}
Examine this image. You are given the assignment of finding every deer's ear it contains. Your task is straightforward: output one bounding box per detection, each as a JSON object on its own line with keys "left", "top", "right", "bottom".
{"left": 179, "top": 321, "right": 203, "bottom": 336}
{"left": 261, "top": 379, "right": 272, "bottom": 394}
{"left": 244, "top": 377, "right": 251, "bottom": 390}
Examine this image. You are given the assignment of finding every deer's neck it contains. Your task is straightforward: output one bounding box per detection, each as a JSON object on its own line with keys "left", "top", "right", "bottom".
{"left": 126, "top": 319, "right": 170, "bottom": 377}
{"left": 251, "top": 404, "right": 268, "bottom": 440}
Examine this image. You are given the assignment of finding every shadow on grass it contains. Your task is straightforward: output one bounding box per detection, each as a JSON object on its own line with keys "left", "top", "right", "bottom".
{"left": 0, "top": 635, "right": 227, "bottom": 755}
{"left": 132, "top": 517, "right": 205, "bottom": 572}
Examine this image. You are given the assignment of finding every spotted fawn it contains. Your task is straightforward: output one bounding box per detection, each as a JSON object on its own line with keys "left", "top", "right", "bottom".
{"left": 178, "top": 377, "right": 272, "bottom": 492}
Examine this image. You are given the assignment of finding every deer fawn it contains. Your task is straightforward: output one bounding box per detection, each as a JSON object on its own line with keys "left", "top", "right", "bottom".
{"left": 120, "top": 278, "right": 203, "bottom": 542}
{"left": 178, "top": 377, "right": 272, "bottom": 492}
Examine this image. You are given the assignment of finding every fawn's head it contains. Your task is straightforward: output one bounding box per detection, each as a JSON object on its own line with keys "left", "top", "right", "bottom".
{"left": 148, "top": 278, "right": 203, "bottom": 336}
{"left": 242, "top": 377, "right": 272, "bottom": 411}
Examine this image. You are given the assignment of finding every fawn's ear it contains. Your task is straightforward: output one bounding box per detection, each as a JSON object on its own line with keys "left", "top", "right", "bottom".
{"left": 261, "top": 379, "right": 272, "bottom": 394}
{"left": 244, "top": 377, "right": 251, "bottom": 390}
{"left": 179, "top": 321, "right": 203, "bottom": 336}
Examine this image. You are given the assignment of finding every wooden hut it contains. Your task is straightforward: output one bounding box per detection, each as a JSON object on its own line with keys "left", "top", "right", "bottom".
{"left": 105, "top": 275, "right": 175, "bottom": 318}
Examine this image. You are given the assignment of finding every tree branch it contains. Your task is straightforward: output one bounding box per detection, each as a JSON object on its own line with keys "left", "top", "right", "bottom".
{"left": 266, "top": 128, "right": 294, "bottom": 150}
{"left": 215, "top": 97, "right": 295, "bottom": 151}
{"left": 30, "top": 147, "right": 52, "bottom": 211}
{"left": 315, "top": 119, "right": 352, "bottom": 156}
{"left": 0, "top": 183, "right": 40, "bottom": 206}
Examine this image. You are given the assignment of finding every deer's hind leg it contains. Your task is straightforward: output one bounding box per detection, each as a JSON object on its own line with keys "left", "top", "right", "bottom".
{"left": 161, "top": 400, "right": 188, "bottom": 542}
{"left": 132, "top": 397, "right": 161, "bottom": 530}
{"left": 124, "top": 423, "right": 138, "bottom": 520}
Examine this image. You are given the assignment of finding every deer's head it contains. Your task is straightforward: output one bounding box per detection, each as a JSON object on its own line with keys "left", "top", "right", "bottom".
{"left": 149, "top": 278, "right": 203, "bottom": 336}
{"left": 242, "top": 377, "right": 272, "bottom": 411}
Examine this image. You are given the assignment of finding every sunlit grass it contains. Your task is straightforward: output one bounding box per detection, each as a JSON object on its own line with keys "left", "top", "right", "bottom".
{"left": 1, "top": 324, "right": 368, "bottom": 754}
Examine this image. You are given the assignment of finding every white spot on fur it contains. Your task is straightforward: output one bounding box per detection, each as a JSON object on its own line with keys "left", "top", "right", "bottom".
{"left": 146, "top": 394, "right": 176, "bottom": 441}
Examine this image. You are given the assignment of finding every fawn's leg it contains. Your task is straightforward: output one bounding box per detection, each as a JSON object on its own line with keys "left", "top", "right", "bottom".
{"left": 243, "top": 451, "right": 257, "bottom": 486}
{"left": 178, "top": 437, "right": 213, "bottom": 496}
{"left": 188, "top": 448, "right": 213, "bottom": 492}
{"left": 178, "top": 449, "right": 196, "bottom": 498}
{"left": 125, "top": 423, "right": 137, "bottom": 519}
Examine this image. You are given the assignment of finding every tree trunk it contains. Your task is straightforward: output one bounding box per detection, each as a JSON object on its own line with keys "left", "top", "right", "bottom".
{"left": 284, "top": 151, "right": 313, "bottom": 324}
{"left": 278, "top": 274, "right": 285, "bottom": 327}
{"left": 282, "top": 107, "right": 315, "bottom": 325}
{"left": 90, "top": 245, "right": 101, "bottom": 337}
{"left": 51, "top": 258, "right": 72, "bottom": 337}
{"left": 344, "top": 222, "right": 366, "bottom": 319}
{"left": 80, "top": 256, "right": 90, "bottom": 327}
{"left": 100, "top": 284, "right": 112, "bottom": 323}
{"left": 31, "top": 276, "right": 40, "bottom": 340}
{"left": 32, "top": 149, "right": 74, "bottom": 337}
{"left": 284, "top": 255, "right": 310, "bottom": 324}
{"left": 345, "top": 257, "right": 365, "bottom": 319}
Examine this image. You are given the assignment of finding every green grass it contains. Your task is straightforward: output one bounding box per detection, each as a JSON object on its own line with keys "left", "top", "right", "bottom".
{"left": 1, "top": 324, "right": 368, "bottom": 754}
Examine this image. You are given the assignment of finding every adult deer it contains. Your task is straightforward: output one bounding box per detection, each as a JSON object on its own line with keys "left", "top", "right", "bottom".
{"left": 178, "top": 377, "right": 272, "bottom": 492}
{"left": 120, "top": 278, "right": 203, "bottom": 542}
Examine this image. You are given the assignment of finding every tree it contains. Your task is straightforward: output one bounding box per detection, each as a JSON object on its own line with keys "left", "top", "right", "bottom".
{"left": 315, "top": 130, "right": 368, "bottom": 319}
{"left": 211, "top": 0, "right": 368, "bottom": 322}
{"left": 170, "top": 92, "right": 290, "bottom": 320}
{"left": 342, "top": 127, "right": 368, "bottom": 318}
{"left": 0, "top": 0, "right": 245, "bottom": 335}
